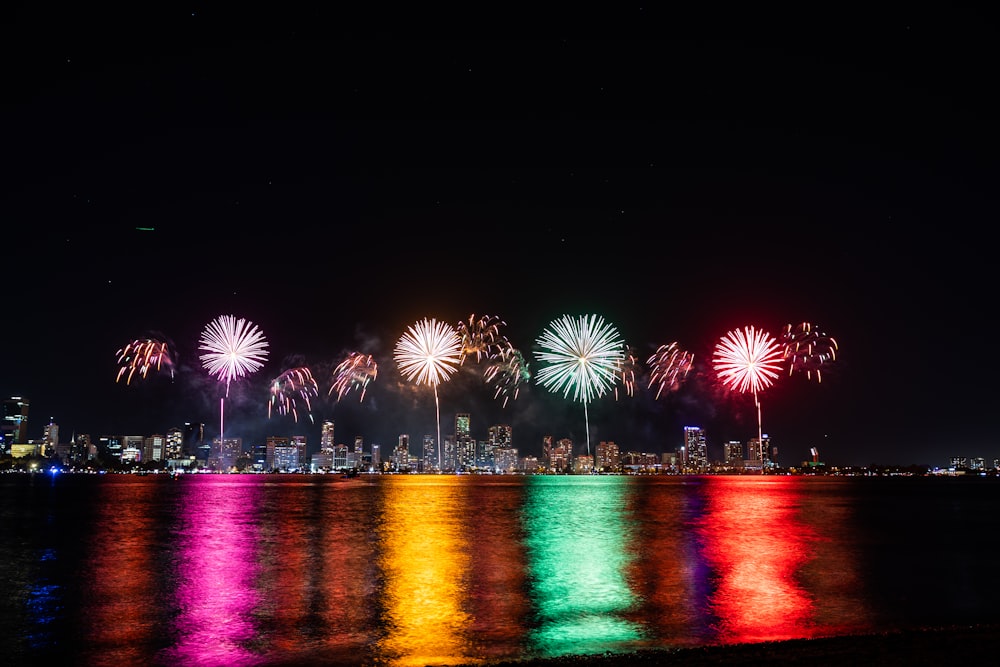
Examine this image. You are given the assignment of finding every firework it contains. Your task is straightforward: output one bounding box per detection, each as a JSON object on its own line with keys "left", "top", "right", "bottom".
{"left": 484, "top": 347, "right": 530, "bottom": 408}
{"left": 199, "top": 314, "right": 269, "bottom": 455}
{"left": 780, "top": 322, "right": 838, "bottom": 382}
{"left": 712, "top": 325, "right": 783, "bottom": 449}
{"left": 268, "top": 366, "right": 318, "bottom": 423}
{"left": 329, "top": 352, "right": 379, "bottom": 402}
{"left": 614, "top": 344, "right": 640, "bottom": 400}
{"left": 646, "top": 342, "right": 694, "bottom": 399}
{"left": 534, "top": 314, "right": 625, "bottom": 460}
{"left": 394, "top": 317, "right": 463, "bottom": 470}
{"left": 457, "top": 313, "right": 511, "bottom": 365}
{"left": 199, "top": 314, "right": 269, "bottom": 397}
{"left": 115, "top": 337, "right": 175, "bottom": 384}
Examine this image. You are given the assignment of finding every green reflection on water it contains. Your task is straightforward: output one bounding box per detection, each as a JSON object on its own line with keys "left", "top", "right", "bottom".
{"left": 522, "top": 475, "right": 645, "bottom": 658}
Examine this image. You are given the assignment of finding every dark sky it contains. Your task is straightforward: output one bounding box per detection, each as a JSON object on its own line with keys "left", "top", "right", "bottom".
{"left": 3, "top": 11, "right": 998, "bottom": 467}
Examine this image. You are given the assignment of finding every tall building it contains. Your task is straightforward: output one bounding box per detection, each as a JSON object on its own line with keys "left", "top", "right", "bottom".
{"left": 724, "top": 440, "right": 743, "bottom": 465}
{"left": 320, "top": 420, "right": 335, "bottom": 450}
{"left": 42, "top": 419, "right": 59, "bottom": 457}
{"left": 547, "top": 438, "right": 572, "bottom": 472}
{"left": 99, "top": 435, "right": 124, "bottom": 461}
{"left": 165, "top": 427, "right": 184, "bottom": 460}
{"left": 394, "top": 434, "right": 410, "bottom": 471}
{"left": 748, "top": 434, "right": 772, "bottom": 467}
{"left": 683, "top": 426, "right": 708, "bottom": 471}
{"left": 455, "top": 413, "right": 474, "bottom": 470}
{"left": 291, "top": 435, "right": 307, "bottom": 468}
{"left": 596, "top": 440, "right": 621, "bottom": 472}
{"left": 211, "top": 437, "right": 242, "bottom": 470}
{"left": 266, "top": 436, "right": 290, "bottom": 470}
{"left": 143, "top": 434, "right": 166, "bottom": 462}
{"left": 422, "top": 433, "right": 436, "bottom": 470}
{"left": 1, "top": 396, "right": 29, "bottom": 450}
{"left": 353, "top": 435, "right": 364, "bottom": 466}
{"left": 183, "top": 422, "right": 204, "bottom": 458}
{"left": 486, "top": 424, "right": 512, "bottom": 470}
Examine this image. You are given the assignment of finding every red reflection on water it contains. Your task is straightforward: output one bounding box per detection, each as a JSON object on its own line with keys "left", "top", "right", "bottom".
{"left": 159, "top": 477, "right": 265, "bottom": 666}
{"left": 625, "top": 477, "right": 715, "bottom": 647}
{"left": 697, "top": 477, "right": 819, "bottom": 644}
{"left": 464, "top": 477, "right": 531, "bottom": 660}
{"left": 250, "top": 479, "right": 380, "bottom": 663}
{"left": 81, "top": 476, "right": 164, "bottom": 665}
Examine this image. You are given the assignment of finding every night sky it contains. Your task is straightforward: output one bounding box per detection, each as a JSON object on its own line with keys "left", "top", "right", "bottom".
{"left": 3, "top": 11, "right": 998, "bottom": 467}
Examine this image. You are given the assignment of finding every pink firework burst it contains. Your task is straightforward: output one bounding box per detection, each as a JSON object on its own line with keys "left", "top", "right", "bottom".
{"left": 646, "top": 342, "right": 694, "bottom": 399}
{"left": 329, "top": 352, "right": 379, "bottom": 403}
{"left": 780, "top": 322, "right": 838, "bottom": 382}
{"left": 199, "top": 314, "right": 269, "bottom": 396}
{"left": 268, "top": 366, "right": 318, "bottom": 423}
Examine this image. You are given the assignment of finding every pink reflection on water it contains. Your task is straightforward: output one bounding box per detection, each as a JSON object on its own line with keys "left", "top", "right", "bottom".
{"left": 158, "top": 477, "right": 266, "bottom": 667}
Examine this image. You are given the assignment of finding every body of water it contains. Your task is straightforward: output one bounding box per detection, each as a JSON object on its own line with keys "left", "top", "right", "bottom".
{"left": 2, "top": 472, "right": 997, "bottom": 666}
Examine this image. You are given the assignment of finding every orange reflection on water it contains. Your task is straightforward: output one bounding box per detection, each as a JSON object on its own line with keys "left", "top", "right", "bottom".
{"left": 697, "top": 477, "right": 816, "bottom": 644}
{"left": 81, "top": 476, "right": 164, "bottom": 666}
{"left": 374, "top": 475, "right": 477, "bottom": 666}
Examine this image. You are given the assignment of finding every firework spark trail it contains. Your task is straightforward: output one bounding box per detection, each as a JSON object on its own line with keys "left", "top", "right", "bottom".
{"left": 199, "top": 315, "right": 269, "bottom": 397}
{"left": 268, "top": 366, "right": 318, "bottom": 423}
{"left": 115, "top": 338, "right": 175, "bottom": 384}
{"left": 199, "top": 314, "right": 269, "bottom": 451}
{"left": 614, "top": 344, "right": 640, "bottom": 400}
{"left": 394, "top": 317, "right": 462, "bottom": 470}
{"left": 329, "top": 352, "right": 378, "bottom": 402}
{"left": 457, "top": 313, "right": 512, "bottom": 365}
{"left": 646, "top": 342, "right": 694, "bottom": 399}
{"left": 534, "top": 314, "right": 625, "bottom": 461}
{"left": 780, "top": 322, "right": 838, "bottom": 382}
{"left": 712, "top": 325, "right": 784, "bottom": 453}
{"left": 483, "top": 347, "right": 530, "bottom": 408}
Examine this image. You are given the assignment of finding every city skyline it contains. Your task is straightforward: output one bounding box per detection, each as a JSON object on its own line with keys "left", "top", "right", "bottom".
{"left": 3, "top": 18, "right": 998, "bottom": 467}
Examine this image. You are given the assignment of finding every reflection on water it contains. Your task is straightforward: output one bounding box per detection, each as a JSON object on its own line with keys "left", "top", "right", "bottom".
{"left": 158, "top": 477, "right": 265, "bottom": 666}
{"left": 375, "top": 475, "right": 475, "bottom": 666}
{"left": 522, "top": 476, "right": 644, "bottom": 658}
{"left": 2, "top": 473, "right": 995, "bottom": 666}
{"left": 625, "top": 477, "right": 715, "bottom": 648}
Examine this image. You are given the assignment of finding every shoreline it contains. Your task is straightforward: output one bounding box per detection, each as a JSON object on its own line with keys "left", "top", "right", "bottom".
{"left": 467, "top": 624, "right": 1000, "bottom": 666}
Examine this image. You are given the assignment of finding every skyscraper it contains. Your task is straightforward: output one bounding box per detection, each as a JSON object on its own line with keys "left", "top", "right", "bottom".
{"left": 683, "top": 426, "right": 708, "bottom": 471}
{"left": 1, "top": 396, "right": 29, "bottom": 450}
{"left": 455, "top": 412, "right": 474, "bottom": 470}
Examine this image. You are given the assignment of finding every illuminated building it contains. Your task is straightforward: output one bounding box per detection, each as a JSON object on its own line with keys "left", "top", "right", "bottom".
{"left": 683, "top": 426, "right": 707, "bottom": 471}
{"left": 2, "top": 396, "right": 29, "bottom": 452}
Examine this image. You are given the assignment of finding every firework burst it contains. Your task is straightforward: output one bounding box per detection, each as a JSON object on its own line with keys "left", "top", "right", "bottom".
{"left": 614, "top": 344, "right": 640, "bottom": 400}
{"left": 115, "top": 337, "right": 176, "bottom": 384}
{"left": 712, "top": 325, "right": 783, "bottom": 451}
{"left": 534, "top": 314, "right": 625, "bottom": 460}
{"left": 199, "top": 314, "right": 269, "bottom": 453}
{"left": 329, "top": 352, "right": 379, "bottom": 402}
{"left": 457, "top": 313, "right": 511, "bottom": 365}
{"left": 199, "top": 314, "right": 269, "bottom": 397}
{"left": 394, "top": 317, "right": 463, "bottom": 470}
{"left": 484, "top": 347, "right": 530, "bottom": 408}
{"left": 646, "top": 342, "right": 694, "bottom": 399}
{"left": 780, "top": 322, "right": 838, "bottom": 382}
{"left": 268, "top": 366, "right": 318, "bottom": 423}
